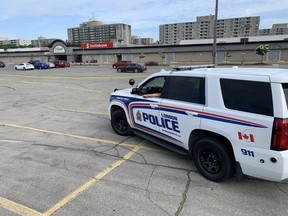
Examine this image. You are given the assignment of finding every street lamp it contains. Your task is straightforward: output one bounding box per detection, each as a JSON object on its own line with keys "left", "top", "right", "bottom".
{"left": 212, "top": 0, "right": 218, "bottom": 65}
{"left": 241, "top": 24, "right": 251, "bottom": 65}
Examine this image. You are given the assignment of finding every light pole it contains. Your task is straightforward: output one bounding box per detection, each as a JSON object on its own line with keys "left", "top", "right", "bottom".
{"left": 212, "top": 0, "right": 219, "bottom": 65}
{"left": 241, "top": 24, "right": 250, "bottom": 65}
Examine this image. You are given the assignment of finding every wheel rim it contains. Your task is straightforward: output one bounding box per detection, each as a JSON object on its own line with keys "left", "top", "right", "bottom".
{"left": 200, "top": 150, "right": 222, "bottom": 174}
{"left": 115, "top": 118, "right": 127, "bottom": 133}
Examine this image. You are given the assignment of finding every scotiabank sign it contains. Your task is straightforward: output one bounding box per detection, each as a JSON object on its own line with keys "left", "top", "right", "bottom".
{"left": 80, "top": 42, "right": 113, "bottom": 49}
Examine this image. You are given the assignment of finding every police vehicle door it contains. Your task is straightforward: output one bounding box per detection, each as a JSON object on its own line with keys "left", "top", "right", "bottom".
{"left": 159, "top": 75, "right": 205, "bottom": 148}
{"left": 130, "top": 76, "right": 165, "bottom": 135}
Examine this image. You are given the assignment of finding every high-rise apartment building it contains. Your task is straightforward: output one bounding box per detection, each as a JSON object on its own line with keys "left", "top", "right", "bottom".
{"left": 67, "top": 18, "right": 131, "bottom": 46}
{"left": 258, "top": 23, "right": 288, "bottom": 36}
{"left": 159, "top": 15, "right": 260, "bottom": 44}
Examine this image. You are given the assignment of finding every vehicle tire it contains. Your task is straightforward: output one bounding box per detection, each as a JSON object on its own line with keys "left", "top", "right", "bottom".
{"left": 111, "top": 109, "right": 131, "bottom": 136}
{"left": 134, "top": 69, "right": 139, "bottom": 73}
{"left": 113, "top": 65, "right": 117, "bottom": 69}
{"left": 117, "top": 68, "right": 122, "bottom": 72}
{"left": 193, "top": 138, "right": 234, "bottom": 182}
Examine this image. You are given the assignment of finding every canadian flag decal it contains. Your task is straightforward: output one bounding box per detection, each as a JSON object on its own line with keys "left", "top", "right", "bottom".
{"left": 238, "top": 131, "right": 255, "bottom": 142}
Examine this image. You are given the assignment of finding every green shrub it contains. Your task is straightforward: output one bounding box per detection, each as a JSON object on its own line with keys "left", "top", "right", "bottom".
{"left": 146, "top": 61, "right": 159, "bottom": 66}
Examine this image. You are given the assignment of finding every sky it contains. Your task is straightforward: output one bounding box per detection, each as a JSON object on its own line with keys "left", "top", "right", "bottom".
{"left": 1, "top": 0, "right": 288, "bottom": 42}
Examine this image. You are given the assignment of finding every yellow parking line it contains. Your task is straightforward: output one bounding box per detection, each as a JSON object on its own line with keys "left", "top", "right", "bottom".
{"left": 43, "top": 143, "right": 144, "bottom": 216}
{"left": 1, "top": 123, "right": 171, "bottom": 152}
{"left": 2, "top": 123, "right": 131, "bottom": 146}
{"left": 47, "top": 107, "right": 107, "bottom": 116}
{"left": 0, "top": 197, "right": 42, "bottom": 216}
{"left": 64, "top": 86, "right": 104, "bottom": 93}
{"left": 0, "top": 124, "right": 171, "bottom": 215}
{"left": 0, "top": 143, "right": 144, "bottom": 216}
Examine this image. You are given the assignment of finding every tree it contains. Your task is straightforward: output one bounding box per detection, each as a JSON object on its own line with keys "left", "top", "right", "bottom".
{"left": 225, "top": 52, "right": 232, "bottom": 63}
{"left": 159, "top": 52, "right": 166, "bottom": 64}
{"left": 256, "top": 44, "right": 269, "bottom": 63}
{"left": 139, "top": 53, "right": 145, "bottom": 62}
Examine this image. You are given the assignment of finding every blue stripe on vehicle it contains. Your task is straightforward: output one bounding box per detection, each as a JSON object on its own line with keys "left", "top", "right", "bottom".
{"left": 112, "top": 97, "right": 267, "bottom": 129}
{"left": 197, "top": 114, "right": 267, "bottom": 128}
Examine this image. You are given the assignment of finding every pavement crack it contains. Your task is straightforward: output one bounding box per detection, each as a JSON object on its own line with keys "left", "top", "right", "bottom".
{"left": 174, "top": 171, "right": 191, "bottom": 216}
{"left": 0, "top": 86, "right": 16, "bottom": 92}
{"left": 144, "top": 166, "right": 174, "bottom": 216}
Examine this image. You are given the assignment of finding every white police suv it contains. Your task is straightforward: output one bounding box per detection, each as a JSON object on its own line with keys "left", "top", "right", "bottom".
{"left": 109, "top": 65, "right": 288, "bottom": 182}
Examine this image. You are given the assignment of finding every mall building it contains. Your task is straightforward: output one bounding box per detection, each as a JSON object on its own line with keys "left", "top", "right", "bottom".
{"left": 1, "top": 34, "right": 288, "bottom": 66}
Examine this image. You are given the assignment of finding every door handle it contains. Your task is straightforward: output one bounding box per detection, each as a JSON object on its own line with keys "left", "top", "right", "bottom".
{"left": 150, "top": 104, "right": 158, "bottom": 108}
{"left": 186, "top": 111, "right": 198, "bottom": 116}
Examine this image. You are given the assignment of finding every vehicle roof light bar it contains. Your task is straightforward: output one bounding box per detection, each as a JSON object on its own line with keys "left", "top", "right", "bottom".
{"left": 171, "top": 64, "right": 215, "bottom": 71}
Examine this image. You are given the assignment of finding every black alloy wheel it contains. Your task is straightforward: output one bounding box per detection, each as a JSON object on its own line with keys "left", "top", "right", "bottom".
{"left": 193, "top": 138, "right": 234, "bottom": 182}
{"left": 111, "top": 110, "right": 131, "bottom": 136}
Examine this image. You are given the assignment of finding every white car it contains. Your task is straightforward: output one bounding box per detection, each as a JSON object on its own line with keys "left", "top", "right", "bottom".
{"left": 109, "top": 65, "right": 288, "bottom": 182}
{"left": 48, "top": 62, "right": 55, "bottom": 68}
{"left": 14, "top": 63, "right": 34, "bottom": 70}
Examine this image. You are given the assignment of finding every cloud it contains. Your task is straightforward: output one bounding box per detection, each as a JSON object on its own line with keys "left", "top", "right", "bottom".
{"left": 0, "top": 0, "right": 287, "bottom": 40}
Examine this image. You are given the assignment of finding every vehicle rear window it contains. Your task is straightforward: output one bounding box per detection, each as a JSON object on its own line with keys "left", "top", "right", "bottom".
{"left": 220, "top": 79, "right": 273, "bottom": 116}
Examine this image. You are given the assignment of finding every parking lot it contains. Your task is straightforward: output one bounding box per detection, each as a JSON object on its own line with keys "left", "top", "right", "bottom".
{"left": 0, "top": 64, "right": 288, "bottom": 216}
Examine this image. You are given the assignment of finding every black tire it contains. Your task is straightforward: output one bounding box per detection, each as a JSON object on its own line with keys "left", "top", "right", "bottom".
{"left": 134, "top": 68, "right": 139, "bottom": 73}
{"left": 111, "top": 109, "right": 131, "bottom": 136}
{"left": 117, "top": 68, "right": 122, "bottom": 72}
{"left": 113, "top": 65, "right": 117, "bottom": 69}
{"left": 193, "top": 138, "right": 234, "bottom": 182}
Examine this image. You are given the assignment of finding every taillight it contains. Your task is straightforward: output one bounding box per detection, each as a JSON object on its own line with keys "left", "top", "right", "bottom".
{"left": 271, "top": 118, "right": 288, "bottom": 151}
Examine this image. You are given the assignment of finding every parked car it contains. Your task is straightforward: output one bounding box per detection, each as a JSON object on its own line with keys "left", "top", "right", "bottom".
{"left": 112, "top": 60, "right": 132, "bottom": 69}
{"left": 34, "top": 62, "right": 49, "bottom": 69}
{"left": 14, "top": 63, "right": 34, "bottom": 70}
{"left": 28, "top": 60, "right": 41, "bottom": 65}
{"left": 54, "top": 60, "right": 70, "bottom": 67}
{"left": 48, "top": 62, "right": 55, "bottom": 68}
{"left": 116, "top": 63, "right": 147, "bottom": 73}
{"left": 0, "top": 61, "right": 5, "bottom": 68}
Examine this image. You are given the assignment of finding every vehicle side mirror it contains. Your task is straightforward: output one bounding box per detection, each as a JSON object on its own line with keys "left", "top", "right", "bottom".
{"left": 129, "top": 79, "right": 135, "bottom": 86}
{"left": 131, "top": 87, "right": 138, "bottom": 94}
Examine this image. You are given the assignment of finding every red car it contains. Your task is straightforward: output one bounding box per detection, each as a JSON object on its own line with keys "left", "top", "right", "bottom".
{"left": 112, "top": 60, "right": 132, "bottom": 69}
{"left": 54, "top": 60, "right": 70, "bottom": 67}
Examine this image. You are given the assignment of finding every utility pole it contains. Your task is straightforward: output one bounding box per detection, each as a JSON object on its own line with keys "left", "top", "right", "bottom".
{"left": 212, "top": 0, "right": 218, "bottom": 65}
{"left": 241, "top": 24, "right": 250, "bottom": 65}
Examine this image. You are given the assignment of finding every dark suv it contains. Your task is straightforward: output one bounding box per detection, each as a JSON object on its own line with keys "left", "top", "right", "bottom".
{"left": 112, "top": 60, "right": 132, "bottom": 69}
{"left": 0, "top": 61, "right": 5, "bottom": 68}
{"left": 116, "top": 63, "right": 147, "bottom": 73}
